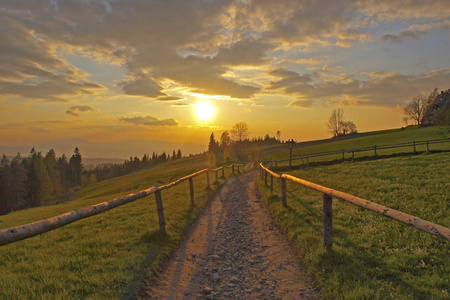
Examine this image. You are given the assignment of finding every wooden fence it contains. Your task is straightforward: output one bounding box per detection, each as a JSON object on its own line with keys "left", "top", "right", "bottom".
{"left": 260, "top": 163, "right": 450, "bottom": 248}
{"left": 264, "top": 138, "right": 450, "bottom": 169}
{"left": 0, "top": 163, "right": 245, "bottom": 246}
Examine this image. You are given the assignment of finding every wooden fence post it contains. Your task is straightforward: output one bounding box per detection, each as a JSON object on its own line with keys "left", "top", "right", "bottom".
{"left": 154, "top": 188, "right": 167, "bottom": 235}
{"left": 237, "top": 165, "right": 240, "bottom": 173}
{"left": 206, "top": 170, "right": 210, "bottom": 189}
{"left": 426, "top": 141, "right": 429, "bottom": 153}
{"left": 281, "top": 177, "right": 287, "bottom": 207}
{"left": 232, "top": 165, "right": 235, "bottom": 174}
{"left": 264, "top": 170, "right": 268, "bottom": 186}
{"left": 323, "top": 194, "right": 332, "bottom": 248}
{"left": 413, "top": 141, "right": 416, "bottom": 154}
{"left": 342, "top": 149, "right": 345, "bottom": 161}
{"left": 222, "top": 167, "right": 225, "bottom": 178}
{"left": 374, "top": 145, "right": 377, "bottom": 157}
{"left": 189, "top": 178, "right": 194, "bottom": 205}
{"left": 270, "top": 174, "right": 273, "bottom": 191}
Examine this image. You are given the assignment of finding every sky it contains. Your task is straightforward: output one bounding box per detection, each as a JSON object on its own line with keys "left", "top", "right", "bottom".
{"left": 1, "top": 0, "right": 449, "bottom": 157}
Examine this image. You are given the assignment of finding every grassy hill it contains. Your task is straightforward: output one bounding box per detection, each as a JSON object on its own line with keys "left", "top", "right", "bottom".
{"left": 258, "top": 125, "right": 450, "bottom": 299}
{"left": 261, "top": 125, "right": 449, "bottom": 165}
{"left": 0, "top": 154, "right": 233, "bottom": 299}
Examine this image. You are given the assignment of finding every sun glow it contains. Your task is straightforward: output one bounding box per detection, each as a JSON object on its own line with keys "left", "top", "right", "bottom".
{"left": 195, "top": 101, "right": 214, "bottom": 121}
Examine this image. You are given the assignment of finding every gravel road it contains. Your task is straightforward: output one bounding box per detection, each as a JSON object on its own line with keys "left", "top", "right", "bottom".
{"left": 142, "top": 171, "right": 320, "bottom": 299}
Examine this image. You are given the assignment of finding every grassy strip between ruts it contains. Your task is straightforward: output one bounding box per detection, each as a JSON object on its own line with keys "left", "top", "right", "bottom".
{"left": 258, "top": 152, "right": 449, "bottom": 299}
{"left": 0, "top": 155, "right": 241, "bottom": 299}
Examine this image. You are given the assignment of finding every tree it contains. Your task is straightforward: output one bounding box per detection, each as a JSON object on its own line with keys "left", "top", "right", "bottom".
{"left": 208, "top": 133, "right": 219, "bottom": 154}
{"left": 27, "top": 151, "right": 52, "bottom": 207}
{"left": 220, "top": 131, "right": 231, "bottom": 149}
{"left": 69, "top": 147, "right": 83, "bottom": 186}
{"left": 0, "top": 155, "right": 11, "bottom": 214}
{"left": 403, "top": 93, "right": 433, "bottom": 125}
{"left": 276, "top": 130, "right": 281, "bottom": 142}
{"left": 44, "top": 149, "right": 63, "bottom": 202}
{"left": 230, "top": 122, "right": 248, "bottom": 142}
{"left": 177, "top": 149, "right": 182, "bottom": 159}
{"left": 341, "top": 121, "right": 357, "bottom": 135}
{"left": 327, "top": 108, "right": 344, "bottom": 137}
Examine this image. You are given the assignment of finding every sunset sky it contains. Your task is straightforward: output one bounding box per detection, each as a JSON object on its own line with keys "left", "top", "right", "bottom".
{"left": 1, "top": 0, "right": 449, "bottom": 157}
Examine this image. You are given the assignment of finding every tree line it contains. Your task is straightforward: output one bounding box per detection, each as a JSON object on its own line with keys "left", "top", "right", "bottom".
{"left": 207, "top": 122, "right": 280, "bottom": 167}
{"left": 0, "top": 147, "right": 87, "bottom": 215}
{"left": 0, "top": 147, "right": 184, "bottom": 215}
{"left": 89, "top": 150, "right": 183, "bottom": 181}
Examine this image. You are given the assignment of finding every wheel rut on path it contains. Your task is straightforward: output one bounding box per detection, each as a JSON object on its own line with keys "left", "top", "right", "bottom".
{"left": 142, "top": 171, "right": 320, "bottom": 299}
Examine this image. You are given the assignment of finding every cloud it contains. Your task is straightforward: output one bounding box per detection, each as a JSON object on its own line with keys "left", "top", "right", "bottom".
{"left": 66, "top": 105, "right": 100, "bottom": 117}
{"left": 157, "top": 96, "right": 185, "bottom": 101}
{"left": 271, "top": 68, "right": 450, "bottom": 107}
{"left": 28, "top": 127, "right": 50, "bottom": 133}
{"left": 119, "top": 116, "right": 180, "bottom": 126}
{"left": 1, "top": 0, "right": 449, "bottom": 106}
{"left": 381, "top": 30, "right": 424, "bottom": 43}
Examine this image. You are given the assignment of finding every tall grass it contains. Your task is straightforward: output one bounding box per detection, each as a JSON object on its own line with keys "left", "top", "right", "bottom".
{"left": 258, "top": 151, "right": 449, "bottom": 299}
{"left": 0, "top": 155, "right": 236, "bottom": 299}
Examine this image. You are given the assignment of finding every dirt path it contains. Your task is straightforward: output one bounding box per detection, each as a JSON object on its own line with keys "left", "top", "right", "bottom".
{"left": 141, "top": 171, "right": 320, "bottom": 299}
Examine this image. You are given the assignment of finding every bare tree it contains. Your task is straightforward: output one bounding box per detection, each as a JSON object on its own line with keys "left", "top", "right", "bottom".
{"left": 230, "top": 122, "right": 249, "bottom": 142}
{"left": 403, "top": 95, "right": 429, "bottom": 125}
{"left": 327, "top": 108, "right": 344, "bottom": 137}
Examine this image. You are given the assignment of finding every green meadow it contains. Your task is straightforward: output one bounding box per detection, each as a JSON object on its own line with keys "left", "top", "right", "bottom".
{"left": 0, "top": 155, "right": 236, "bottom": 299}
{"left": 258, "top": 126, "right": 450, "bottom": 299}
{"left": 262, "top": 125, "right": 450, "bottom": 167}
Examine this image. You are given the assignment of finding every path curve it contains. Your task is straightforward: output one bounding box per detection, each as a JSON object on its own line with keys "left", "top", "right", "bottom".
{"left": 141, "top": 171, "right": 320, "bottom": 299}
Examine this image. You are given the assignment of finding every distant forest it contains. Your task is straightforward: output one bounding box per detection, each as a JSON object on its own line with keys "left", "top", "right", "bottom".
{"left": 0, "top": 147, "right": 183, "bottom": 215}
{"left": 0, "top": 128, "right": 281, "bottom": 215}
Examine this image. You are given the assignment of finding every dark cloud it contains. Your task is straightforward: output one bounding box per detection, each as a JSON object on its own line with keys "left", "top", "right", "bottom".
{"left": 381, "top": 30, "right": 424, "bottom": 43}
{"left": 28, "top": 127, "right": 50, "bottom": 133}
{"left": 157, "top": 96, "right": 185, "bottom": 101}
{"left": 66, "top": 105, "right": 100, "bottom": 116}
{"left": 119, "top": 116, "right": 180, "bottom": 126}
{"left": 120, "top": 77, "right": 166, "bottom": 98}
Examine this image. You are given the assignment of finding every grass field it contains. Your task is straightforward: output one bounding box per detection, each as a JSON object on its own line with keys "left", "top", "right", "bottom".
{"left": 262, "top": 125, "right": 450, "bottom": 167}
{"left": 0, "top": 155, "right": 238, "bottom": 299}
{"left": 258, "top": 126, "right": 450, "bottom": 299}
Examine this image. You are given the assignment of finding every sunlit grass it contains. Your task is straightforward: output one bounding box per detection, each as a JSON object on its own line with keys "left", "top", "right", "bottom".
{"left": 258, "top": 152, "right": 449, "bottom": 299}
{"left": 262, "top": 125, "right": 450, "bottom": 166}
{"left": 0, "top": 155, "right": 238, "bottom": 299}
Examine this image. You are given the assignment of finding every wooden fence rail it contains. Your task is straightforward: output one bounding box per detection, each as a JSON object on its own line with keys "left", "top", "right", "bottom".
{"left": 0, "top": 163, "right": 245, "bottom": 246}
{"left": 259, "top": 163, "right": 450, "bottom": 248}
{"left": 263, "top": 138, "right": 450, "bottom": 168}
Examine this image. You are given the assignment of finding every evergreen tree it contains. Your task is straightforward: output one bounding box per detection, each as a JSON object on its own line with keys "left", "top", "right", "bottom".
{"left": 69, "top": 147, "right": 83, "bottom": 186}
{"left": 177, "top": 149, "right": 182, "bottom": 159}
{"left": 27, "top": 151, "right": 52, "bottom": 207}
{"left": 44, "top": 149, "right": 63, "bottom": 202}
{"left": 0, "top": 155, "right": 11, "bottom": 214}
{"left": 10, "top": 153, "right": 27, "bottom": 211}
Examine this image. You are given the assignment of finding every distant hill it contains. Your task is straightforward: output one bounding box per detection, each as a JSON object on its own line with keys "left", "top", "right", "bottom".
{"left": 0, "top": 138, "right": 206, "bottom": 159}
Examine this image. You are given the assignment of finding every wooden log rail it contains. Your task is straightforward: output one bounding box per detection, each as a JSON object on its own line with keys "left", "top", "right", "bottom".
{"left": 263, "top": 138, "right": 450, "bottom": 168}
{"left": 0, "top": 164, "right": 245, "bottom": 246}
{"left": 259, "top": 163, "right": 450, "bottom": 248}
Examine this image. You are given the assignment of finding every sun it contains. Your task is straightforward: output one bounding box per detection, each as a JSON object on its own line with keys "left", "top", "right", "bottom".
{"left": 195, "top": 101, "right": 214, "bottom": 121}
